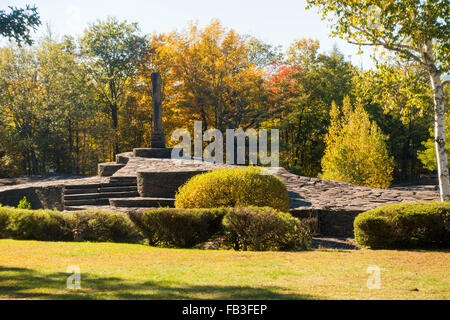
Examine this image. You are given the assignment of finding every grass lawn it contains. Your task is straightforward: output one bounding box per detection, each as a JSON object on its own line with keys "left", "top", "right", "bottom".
{"left": 0, "top": 239, "right": 448, "bottom": 300}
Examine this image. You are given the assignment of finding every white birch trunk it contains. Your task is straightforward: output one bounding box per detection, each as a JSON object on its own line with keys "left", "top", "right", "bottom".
{"left": 430, "top": 70, "right": 450, "bottom": 201}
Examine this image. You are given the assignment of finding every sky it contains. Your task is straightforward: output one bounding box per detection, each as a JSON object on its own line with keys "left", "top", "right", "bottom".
{"left": 4, "top": 0, "right": 374, "bottom": 68}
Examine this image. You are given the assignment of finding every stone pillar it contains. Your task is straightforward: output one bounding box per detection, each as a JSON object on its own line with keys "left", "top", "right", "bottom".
{"left": 151, "top": 72, "right": 166, "bottom": 148}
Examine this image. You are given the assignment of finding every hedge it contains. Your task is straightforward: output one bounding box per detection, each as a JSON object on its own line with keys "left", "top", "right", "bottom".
{"left": 129, "top": 208, "right": 227, "bottom": 248}
{"left": 175, "top": 167, "right": 291, "bottom": 212}
{"left": 0, "top": 206, "right": 313, "bottom": 251}
{"left": 0, "top": 207, "right": 141, "bottom": 243}
{"left": 130, "top": 207, "right": 312, "bottom": 251}
{"left": 354, "top": 202, "right": 450, "bottom": 249}
{"left": 223, "top": 207, "right": 311, "bottom": 251}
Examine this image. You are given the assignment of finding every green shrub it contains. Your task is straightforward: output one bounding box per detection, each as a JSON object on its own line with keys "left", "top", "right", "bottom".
{"left": 223, "top": 207, "right": 312, "bottom": 251}
{"left": 129, "top": 208, "right": 227, "bottom": 248}
{"left": 0, "top": 207, "right": 71, "bottom": 241}
{"left": 175, "top": 167, "right": 291, "bottom": 212}
{"left": 0, "top": 209, "right": 9, "bottom": 238}
{"left": 0, "top": 207, "right": 140, "bottom": 243}
{"left": 354, "top": 202, "right": 450, "bottom": 249}
{"left": 68, "top": 211, "right": 141, "bottom": 243}
{"left": 17, "top": 196, "right": 32, "bottom": 210}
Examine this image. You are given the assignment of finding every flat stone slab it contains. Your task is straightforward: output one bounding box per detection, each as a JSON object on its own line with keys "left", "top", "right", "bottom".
{"left": 270, "top": 167, "right": 439, "bottom": 213}
{"left": 113, "top": 158, "right": 234, "bottom": 177}
{"left": 0, "top": 176, "right": 108, "bottom": 192}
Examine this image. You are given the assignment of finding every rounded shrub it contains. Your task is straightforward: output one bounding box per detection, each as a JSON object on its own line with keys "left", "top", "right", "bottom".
{"left": 354, "top": 202, "right": 450, "bottom": 249}
{"left": 175, "top": 167, "right": 291, "bottom": 212}
{"left": 129, "top": 208, "right": 227, "bottom": 248}
{"left": 223, "top": 207, "right": 312, "bottom": 251}
{"left": 68, "top": 210, "right": 141, "bottom": 243}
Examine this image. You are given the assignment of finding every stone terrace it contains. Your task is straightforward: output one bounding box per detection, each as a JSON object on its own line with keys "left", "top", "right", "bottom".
{"left": 272, "top": 168, "right": 439, "bottom": 213}
{"left": 0, "top": 158, "right": 439, "bottom": 213}
{"left": 0, "top": 157, "right": 440, "bottom": 236}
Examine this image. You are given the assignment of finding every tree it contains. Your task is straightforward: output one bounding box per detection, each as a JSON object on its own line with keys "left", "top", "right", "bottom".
{"left": 265, "top": 40, "right": 354, "bottom": 176}
{"left": 418, "top": 84, "right": 450, "bottom": 171}
{"left": 320, "top": 97, "right": 394, "bottom": 188}
{"left": 245, "top": 36, "right": 282, "bottom": 69}
{"left": 0, "top": 5, "right": 40, "bottom": 45}
{"left": 0, "top": 39, "right": 108, "bottom": 177}
{"left": 0, "top": 46, "right": 42, "bottom": 175}
{"left": 418, "top": 112, "right": 450, "bottom": 171}
{"left": 353, "top": 62, "right": 434, "bottom": 181}
{"left": 149, "top": 20, "right": 268, "bottom": 132}
{"left": 37, "top": 38, "right": 104, "bottom": 174}
{"left": 307, "top": 0, "right": 450, "bottom": 199}
{"left": 80, "top": 17, "right": 147, "bottom": 156}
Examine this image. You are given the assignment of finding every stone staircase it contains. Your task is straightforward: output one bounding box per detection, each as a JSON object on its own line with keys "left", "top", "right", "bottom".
{"left": 63, "top": 177, "right": 139, "bottom": 211}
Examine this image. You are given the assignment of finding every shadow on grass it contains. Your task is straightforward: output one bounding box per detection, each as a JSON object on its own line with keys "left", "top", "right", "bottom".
{"left": 0, "top": 266, "right": 316, "bottom": 300}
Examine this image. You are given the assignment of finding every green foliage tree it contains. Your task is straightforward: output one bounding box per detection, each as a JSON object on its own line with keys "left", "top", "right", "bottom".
{"left": 307, "top": 0, "right": 450, "bottom": 199}
{"left": 80, "top": 17, "right": 147, "bottom": 156}
{"left": 0, "top": 39, "right": 107, "bottom": 176}
{"left": 0, "top": 5, "right": 40, "bottom": 45}
{"left": 320, "top": 97, "right": 394, "bottom": 188}
{"left": 17, "top": 196, "right": 32, "bottom": 209}
{"left": 245, "top": 36, "right": 283, "bottom": 68}
{"left": 353, "top": 62, "right": 434, "bottom": 181}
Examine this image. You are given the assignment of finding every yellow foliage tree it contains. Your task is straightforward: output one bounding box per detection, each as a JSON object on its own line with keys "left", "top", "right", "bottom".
{"left": 320, "top": 97, "right": 394, "bottom": 189}
{"left": 136, "top": 20, "right": 267, "bottom": 141}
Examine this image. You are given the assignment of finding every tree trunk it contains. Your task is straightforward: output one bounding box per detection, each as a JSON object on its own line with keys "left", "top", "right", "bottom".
{"left": 68, "top": 119, "right": 75, "bottom": 174}
{"left": 430, "top": 70, "right": 450, "bottom": 201}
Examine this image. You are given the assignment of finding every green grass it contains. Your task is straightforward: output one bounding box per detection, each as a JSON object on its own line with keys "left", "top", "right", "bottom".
{"left": 0, "top": 240, "right": 448, "bottom": 300}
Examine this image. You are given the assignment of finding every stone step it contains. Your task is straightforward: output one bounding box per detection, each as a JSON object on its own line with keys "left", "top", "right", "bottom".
{"left": 64, "top": 188, "right": 101, "bottom": 195}
{"left": 64, "top": 199, "right": 110, "bottom": 206}
{"left": 64, "top": 183, "right": 137, "bottom": 194}
{"left": 64, "top": 191, "right": 139, "bottom": 201}
{"left": 64, "top": 193, "right": 101, "bottom": 200}
{"left": 103, "top": 181, "right": 137, "bottom": 187}
{"left": 110, "top": 197, "right": 175, "bottom": 208}
{"left": 64, "top": 184, "right": 101, "bottom": 190}
{"left": 109, "top": 176, "right": 137, "bottom": 183}
{"left": 99, "top": 186, "right": 137, "bottom": 193}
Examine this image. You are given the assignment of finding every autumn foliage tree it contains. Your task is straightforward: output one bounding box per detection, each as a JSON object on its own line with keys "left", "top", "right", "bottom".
{"left": 320, "top": 97, "right": 394, "bottom": 188}
{"left": 146, "top": 20, "right": 268, "bottom": 133}
{"left": 265, "top": 39, "right": 354, "bottom": 176}
{"left": 307, "top": 0, "right": 449, "bottom": 199}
